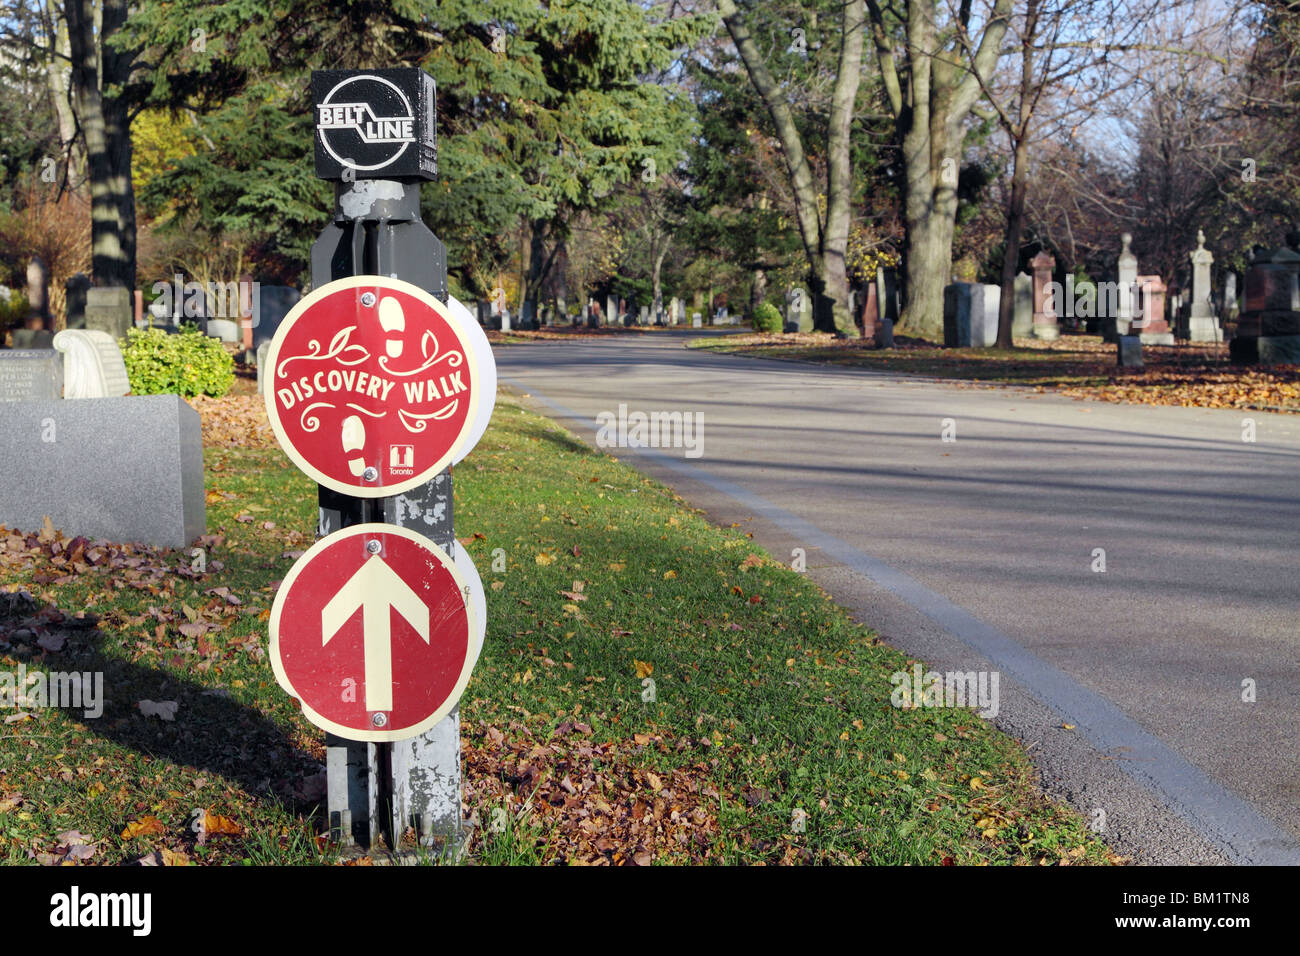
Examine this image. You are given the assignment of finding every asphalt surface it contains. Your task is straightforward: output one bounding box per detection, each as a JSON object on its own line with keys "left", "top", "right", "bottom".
{"left": 494, "top": 328, "right": 1300, "bottom": 865}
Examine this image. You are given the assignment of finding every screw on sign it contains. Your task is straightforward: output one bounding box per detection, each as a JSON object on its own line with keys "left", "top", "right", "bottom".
{"left": 263, "top": 276, "right": 484, "bottom": 497}
{"left": 269, "top": 524, "right": 477, "bottom": 742}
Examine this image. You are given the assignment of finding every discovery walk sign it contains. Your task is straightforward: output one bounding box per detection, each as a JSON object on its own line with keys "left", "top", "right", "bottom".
{"left": 269, "top": 524, "right": 479, "bottom": 742}
{"left": 264, "top": 276, "right": 488, "bottom": 497}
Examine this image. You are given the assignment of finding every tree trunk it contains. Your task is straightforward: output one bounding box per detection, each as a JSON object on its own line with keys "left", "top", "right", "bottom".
{"left": 720, "top": 0, "right": 862, "bottom": 335}
{"left": 996, "top": 0, "right": 1038, "bottom": 350}
{"left": 66, "top": 0, "right": 136, "bottom": 290}
{"left": 751, "top": 268, "right": 766, "bottom": 318}
{"left": 652, "top": 238, "right": 668, "bottom": 323}
{"left": 867, "top": 0, "right": 1013, "bottom": 342}
{"left": 822, "top": 0, "right": 866, "bottom": 338}
{"left": 996, "top": 134, "right": 1031, "bottom": 348}
{"left": 43, "top": 6, "right": 84, "bottom": 185}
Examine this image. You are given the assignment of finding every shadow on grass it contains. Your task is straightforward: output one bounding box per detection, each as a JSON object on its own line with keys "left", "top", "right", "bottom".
{"left": 0, "top": 589, "right": 322, "bottom": 811}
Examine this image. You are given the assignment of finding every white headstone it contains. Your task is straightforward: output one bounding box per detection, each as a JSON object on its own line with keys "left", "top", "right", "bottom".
{"left": 1117, "top": 233, "right": 1138, "bottom": 335}
{"left": 1188, "top": 229, "right": 1222, "bottom": 342}
{"left": 52, "top": 329, "right": 131, "bottom": 399}
{"left": 207, "top": 318, "right": 240, "bottom": 342}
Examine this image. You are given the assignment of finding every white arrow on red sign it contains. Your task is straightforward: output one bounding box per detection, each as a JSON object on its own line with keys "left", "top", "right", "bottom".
{"left": 270, "top": 523, "right": 477, "bottom": 742}
{"left": 321, "top": 553, "right": 430, "bottom": 713}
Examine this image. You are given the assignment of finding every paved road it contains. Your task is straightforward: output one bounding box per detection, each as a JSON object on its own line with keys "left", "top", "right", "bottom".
{"left": 495, "top": 329, "right": 1300, "bottom": 865}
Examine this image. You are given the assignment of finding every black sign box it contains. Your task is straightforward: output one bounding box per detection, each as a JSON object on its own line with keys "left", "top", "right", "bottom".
{"left": 312, "top": 68, "right": 437, "bottom": 181}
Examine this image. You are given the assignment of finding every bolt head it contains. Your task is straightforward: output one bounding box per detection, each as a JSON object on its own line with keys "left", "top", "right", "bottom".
{"left": 366, "top": 539, "right": 382, "bottom": 554}
{"left": 360, "top": 292, "right": 376, "bottom": 307}
{"left": 362, "top": 466, "right": 378, "bottom": 481}
{"left": 371, "top": 712, "right": 388, "bottom": 728}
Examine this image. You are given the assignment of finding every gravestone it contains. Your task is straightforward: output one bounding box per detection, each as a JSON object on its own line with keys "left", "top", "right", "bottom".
{"left": 207, "top": 318, "right": 240, "bottom": 342}
{"left": 1223, "top": 272, "right": 1239, "bottom": 322}
{"left": 52, "top": 329, "right": 131, "bottom": 399}
{"left": 26, "top": 257, "right": 50, "bottom": 326}
{"left": 877, "top": 314, "right": 895, "bottom": 348}
{"left": 256, "top": 340, "right": 272, "bottom": 395}
{"left": 861, "top": 282, "right": 880, "bottom": 340}
{"left": 606, "top": 296, "right": 617, "bottom": 328}
{"left": 1167, "top": 280, "right": 1185, "bottom": 339}
{"left": 1136, "top": 275, "right": 1173, "bottom": 345}
{"left": 1116, "top": 233, "right": 1139, "bottom": 334}
{"left": 84, "top": 287, "right": 132, "bottom": 341}
{"left": 1117, "top": 335, "right": 1143, "bottom": 368}
{"left": 1030, "top": 251, "right": 1059, "bottom": 340}
{"left": 0, "top": 350, "right": 64, "bottom": 401}
{"left": 785, "top": 288, "right": 812, "bottom": 333}
{"left": 146, "top": 299, "right": 176, "bottom": 329}
{"left": 11, "top": 328, "right": 54, "bottom": 349}
{"left": 943, "top": 282, "right": 999, "bottom": 347}
{"left": 877, "top": 267, "right": 900, "bottom": 329}
{"left": 1116, "top": 233, "right": 1138, "bottom": 336}
{"left": 669, "top": 297, "right": 681, "bottom": 326}
{"left": 692, "top": 313, "right": 702, "bottom": 328}
{"left": 639, "top": 305, "right": 649, "bottom": 325}
{"left": 251, "top": 285, "right": 301, "bottom": 347}
{"left": 0, "top": 395, "right": 203, "bottom": 549}
{"left": 65, "top": 274, "right": 92, "bottom": 330}
{"left": 1012, "top": 272, "right": 1034, "bottom": 339}
{"left": 1233, "top": 235, "right": 1300, "bottom": 363}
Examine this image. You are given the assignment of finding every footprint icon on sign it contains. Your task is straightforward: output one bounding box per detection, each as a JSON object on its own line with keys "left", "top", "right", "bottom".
{"left": 342, "top": 414, "right": 366, "bottom": 477}
{"left": 379, "top": 296, "right": 405, "bottom": 358}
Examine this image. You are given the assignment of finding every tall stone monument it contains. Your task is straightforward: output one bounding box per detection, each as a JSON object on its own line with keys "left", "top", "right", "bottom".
{"left": 1116, "top": 233, "right": 1138, "bottom": 336}
{"left": 1187, "top": 230, "right": 1222, "bottom": 343}
{"left": 1012, "top": 271, "right": 1033, "bottom": 339}
{"left": 1030, "top": 251, "right": 1059, "bottom": 340}
{"left": 26, "top": 256, "right": 50, "bottom": 328}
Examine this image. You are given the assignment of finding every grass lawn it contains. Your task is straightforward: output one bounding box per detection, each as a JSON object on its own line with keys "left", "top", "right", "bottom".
{"left": 689, "top": 331, "right": 1300, "bottom": 413}
{"left": 0, "top": 388, "right": 1116, "bottom": 865}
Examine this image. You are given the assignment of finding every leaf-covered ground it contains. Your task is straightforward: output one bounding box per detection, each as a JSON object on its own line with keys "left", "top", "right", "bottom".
{"left": 0, "top": 391, "right": 1117, "bottom": 865}
{"left": 690, "top": 332, "right": 1300, "bottom": 413}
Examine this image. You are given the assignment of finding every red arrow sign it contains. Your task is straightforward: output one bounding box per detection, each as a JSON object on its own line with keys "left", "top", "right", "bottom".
{"left": 264, "top": 276, "right": 484, "bottom": 497}
{"left": 269, "top": 524, "right": 475, "bottom": 741}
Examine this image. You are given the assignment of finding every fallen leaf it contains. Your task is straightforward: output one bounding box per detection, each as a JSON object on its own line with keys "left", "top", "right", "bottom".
{"left": 203, "top": 812, "right": 243, "bottom": 837}
{"left": 121, "top": 816, "right": 167, "bottom": 840}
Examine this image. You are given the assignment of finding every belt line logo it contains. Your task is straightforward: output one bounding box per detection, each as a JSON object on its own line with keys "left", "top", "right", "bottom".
{"left": 317, "top": 74, "right": 416, "bottom": 172}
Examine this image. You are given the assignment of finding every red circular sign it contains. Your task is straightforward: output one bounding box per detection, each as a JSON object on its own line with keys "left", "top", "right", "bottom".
{"left": 269, "top": 524, "right": 476, "bottom": 741}
{"left": 264, "top": 276, "right": 482, "bottom": 497}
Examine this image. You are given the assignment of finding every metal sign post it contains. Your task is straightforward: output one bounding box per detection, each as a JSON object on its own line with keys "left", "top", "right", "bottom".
{"left": 263, "top": 67, "right": 487, "bottom": 856}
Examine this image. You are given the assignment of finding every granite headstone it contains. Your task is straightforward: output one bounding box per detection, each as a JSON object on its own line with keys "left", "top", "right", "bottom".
{"left": 0, "top": 350, "right": 64, "bottom": 401}
{"left": 0, "top": 394, "right": 204, "bottom": 549}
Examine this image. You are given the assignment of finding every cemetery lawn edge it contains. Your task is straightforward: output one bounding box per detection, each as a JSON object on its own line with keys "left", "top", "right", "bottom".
{"left": 0, "top": 396, "right": 1115, "bottom": 865}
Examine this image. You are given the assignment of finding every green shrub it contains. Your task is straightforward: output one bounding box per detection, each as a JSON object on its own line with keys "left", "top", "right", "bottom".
{"left": 0, "top": 290, "right": 30, "bottom": 337}
{"left": 121, "top": 326, "right": 235, "bottom": 398}
{"left": 752, "top": 300, "right": 783, "bottom": 333}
